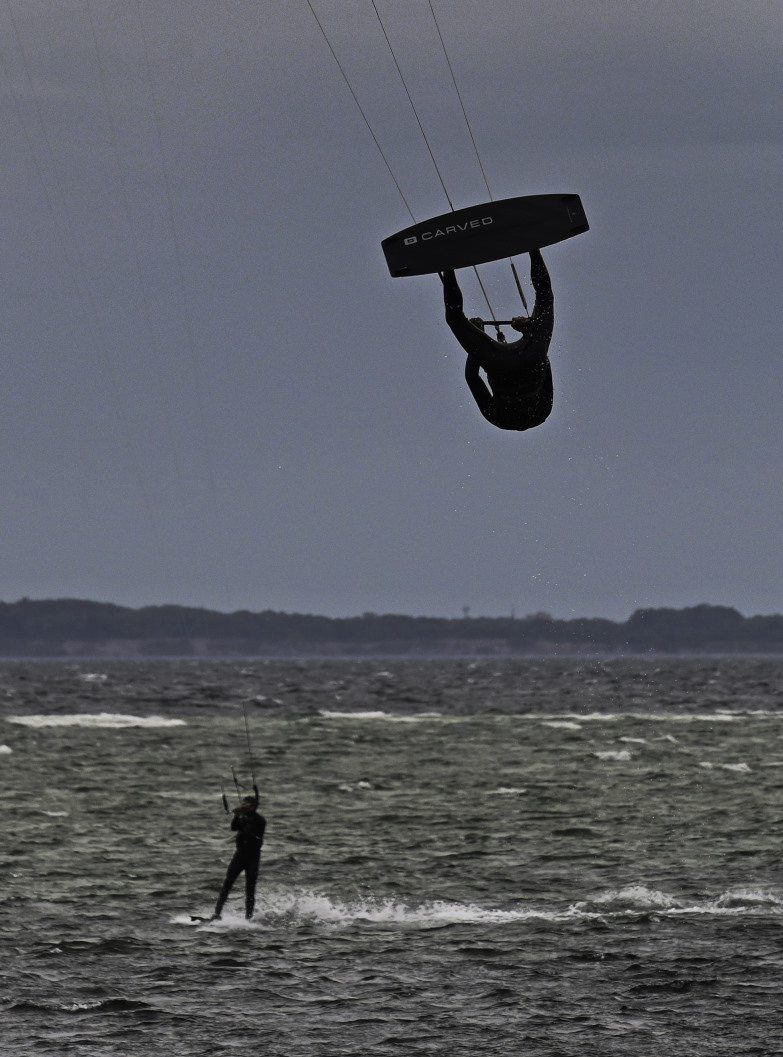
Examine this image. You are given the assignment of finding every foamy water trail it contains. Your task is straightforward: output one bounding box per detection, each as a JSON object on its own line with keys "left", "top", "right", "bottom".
{"left": 174, "top": 884, "right": 783, "bottom": 934}
{"left": 176, "top": 890, "right": 600, "bottom": 930}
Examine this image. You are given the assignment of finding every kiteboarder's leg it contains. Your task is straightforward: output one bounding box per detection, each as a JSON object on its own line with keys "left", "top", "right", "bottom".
{"left": 464, "top": 355, "right": 494, "bottom": 420}
{"left": 244, "top": 851, "right": 260, "bottom": 919}
{"left": 214, "top": 850, "right": 244, "bottom": 918}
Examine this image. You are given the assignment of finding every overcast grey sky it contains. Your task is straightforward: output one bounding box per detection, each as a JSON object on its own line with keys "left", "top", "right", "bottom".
{"left": 1, "top": 0, "right": 781, "bottom": 619}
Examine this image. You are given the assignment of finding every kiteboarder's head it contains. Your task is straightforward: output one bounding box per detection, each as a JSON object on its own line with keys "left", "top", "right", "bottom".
{"left": 242, "top": 795, "right": 259, "bottom": 809}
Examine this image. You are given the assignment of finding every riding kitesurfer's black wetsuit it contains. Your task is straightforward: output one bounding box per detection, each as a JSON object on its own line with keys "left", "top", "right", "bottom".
{"left": 214, "top": 808, "right": 266, "bottom": 919}
{"left": 441, "top": 248, "right": 555, "bottom": 431}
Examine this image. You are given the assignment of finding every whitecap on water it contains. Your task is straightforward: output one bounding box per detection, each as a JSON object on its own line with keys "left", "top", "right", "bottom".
{"left": 336, "top": 781, "right": 373, "bottom": 793}
{"left": 699, "top": 761, "right": 751, "bottom": 773}
{"left": 0, "top": 744, "right": 12, "bottom": 754}
{"left": 318, "top": 710, "right": 442, "bottom": 723}
{"left": 663, "top": 712, "right": 743, "bottom": 723}
{"left": 593, "top": 749, "right": 633, "bottom": 761}
{"left": 7, "top": 713, "right": 186, "bottom": 728}
{"left": 319, "top": 710, "right": 390, "bottom": 720}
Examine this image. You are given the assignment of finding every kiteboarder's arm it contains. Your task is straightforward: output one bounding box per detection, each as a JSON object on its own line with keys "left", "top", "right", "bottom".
{"left": 440, "top": 271, "right": 482, "bottom": 333}
{"left": 519, "top": 249, "right": 554, "bottom": 351}
{"left": 440, "top": 272, "right": 499, "bottom": 366}
{"left": 528, "top": 249, "right": 553, "bottom": 310}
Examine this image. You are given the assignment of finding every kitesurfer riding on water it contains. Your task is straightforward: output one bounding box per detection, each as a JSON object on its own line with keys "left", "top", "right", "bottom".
{"left": 440, "top": 248, "right": 555, "bottom": 431}
{"left": 213, "top": 794, "right": 266, "bottom": 920}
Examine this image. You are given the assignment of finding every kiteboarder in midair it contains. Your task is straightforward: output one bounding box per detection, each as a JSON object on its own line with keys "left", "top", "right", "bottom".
{"left": 440, "top": 248, "right": 554, "bottom": 431}
{"left": 213, "top": 794, "right": 266, "bottom": 920}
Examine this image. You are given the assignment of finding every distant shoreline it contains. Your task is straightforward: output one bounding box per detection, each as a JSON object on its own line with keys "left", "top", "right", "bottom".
{"left": 1, "top": 598, "right": 782, "bottom": 658}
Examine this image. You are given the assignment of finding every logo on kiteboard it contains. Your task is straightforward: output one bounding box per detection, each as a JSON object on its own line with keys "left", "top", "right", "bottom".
{"left": 403, "top": 216, "right": 493, "bottom": 246}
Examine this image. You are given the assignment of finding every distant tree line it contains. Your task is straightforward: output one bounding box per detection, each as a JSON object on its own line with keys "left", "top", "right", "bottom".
{"left": 0, "top": 598, "right": 782, "bottom": 655}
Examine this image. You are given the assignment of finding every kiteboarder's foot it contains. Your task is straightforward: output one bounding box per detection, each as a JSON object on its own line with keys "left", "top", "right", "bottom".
{"left": 210, "top": 912, "right": 222, "bottom": 922}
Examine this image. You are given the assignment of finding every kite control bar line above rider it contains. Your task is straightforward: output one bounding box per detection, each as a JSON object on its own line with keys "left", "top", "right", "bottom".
{"left": 440, "top": 248, "right": 555, "bottom": 432}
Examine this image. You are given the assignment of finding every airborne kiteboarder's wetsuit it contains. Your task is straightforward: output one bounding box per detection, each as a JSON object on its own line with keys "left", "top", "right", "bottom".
{"left": 441, "top": 248, "right": 555, "bottom": 431}
{"left": 214, "top": 797, "right": 266, "bottom": 920}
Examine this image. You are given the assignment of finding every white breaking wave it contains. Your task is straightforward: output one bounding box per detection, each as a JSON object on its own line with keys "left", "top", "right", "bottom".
{"left": 318, "top": 710, "right": 443, "bottom": 723}
{"left": 593, "top": 749, "right": 633, "bottom": 761}
{"left": 7, "top": 713, "right": 186, "bottom": 728}
{"left": 314, "top": 710, "right": 777, "bottom": 725}
{"left": 517, "top": 711, "right": 764, "bottom": 723}
{"left": 336, "top": 781, "right": 373, "bottom": 793}
{"left": 698, "top": 761, "right": 751, "bottom": 772}
{"left": 0, "top": 744, "right": 12, "bottom": 754}
{"left": 661, "top": 712, "right": 744, "bottom": 723}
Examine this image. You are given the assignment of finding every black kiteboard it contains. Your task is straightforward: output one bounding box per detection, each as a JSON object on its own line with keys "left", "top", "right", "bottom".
{"left": 381, "top": 193, "right": 588, "bottom": 277}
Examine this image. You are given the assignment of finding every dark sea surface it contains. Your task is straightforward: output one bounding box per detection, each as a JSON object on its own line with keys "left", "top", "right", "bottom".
{"left": 2, "top": 657, "right": 783, "bottom": 1056}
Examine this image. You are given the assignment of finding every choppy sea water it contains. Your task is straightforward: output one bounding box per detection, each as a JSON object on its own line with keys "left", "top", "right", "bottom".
{"left": 2, "top": 656, "right": 783, "bottom": 1056}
